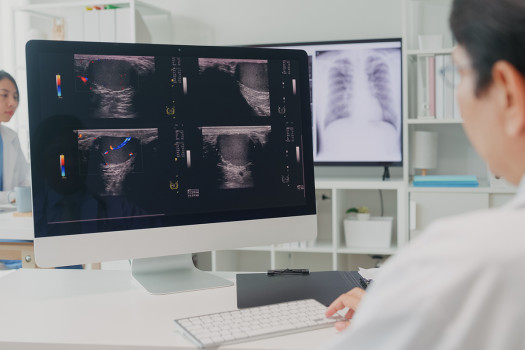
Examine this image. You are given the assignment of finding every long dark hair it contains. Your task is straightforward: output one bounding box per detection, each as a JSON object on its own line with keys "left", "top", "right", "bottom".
{"left": 450, "top": 0, "right": 525, "bottom": 96}
{"left": 0, "top": 70, "right": 19, "bottom": 100}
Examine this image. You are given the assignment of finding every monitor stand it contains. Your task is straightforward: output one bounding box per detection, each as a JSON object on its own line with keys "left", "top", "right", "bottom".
{"left": 130, "top": 254, "right": 233, "bottom": 294}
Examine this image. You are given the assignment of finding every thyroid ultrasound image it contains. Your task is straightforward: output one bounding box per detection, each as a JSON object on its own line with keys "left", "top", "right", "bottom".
{"left": 76, "top": 128, "right": 158, "bottom": 196}
{"left": 74, "top": 55, "right": 155, "bottom": 119}
{"left": 200, "top": 126, "right": 271, "bottom": 189}
{"left": 195, "top": 58, "right": 270, "bottom": 117}
{"left": 314, "top": 48, "right": 402, "bottom": 162}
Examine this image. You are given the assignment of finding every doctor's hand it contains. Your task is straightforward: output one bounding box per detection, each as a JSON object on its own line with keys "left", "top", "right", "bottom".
{"left": 325, "top": 287, "right": 366, "bottom": 331}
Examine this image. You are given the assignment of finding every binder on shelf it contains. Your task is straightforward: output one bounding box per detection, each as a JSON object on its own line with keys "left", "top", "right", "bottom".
{"left": 434, "top": 55, "right": 445, "bottom": 119}
{"left": 443, "top": 55, "right": 455, "bottom": 120}
{"left": 115, "top": 7, "right": 132, "bottom": 43}
{"left": 413, "top": 175, "right": 479, "bottom": 187}
{"left": 83, "top": 8, "right": 100, "bottom": 42}
{"left": 99, "top": 8, "right": 116, "bottom": 42}
{"left": 416, "top": 56, "right": 436, "bottom": 119}
{"left": 452, "top": 64, "right": 462, "bottom": 120}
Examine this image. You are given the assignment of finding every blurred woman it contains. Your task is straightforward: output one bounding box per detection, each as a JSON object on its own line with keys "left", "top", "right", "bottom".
{"left": 0, "top": 70, "right": 30, "bottom": 270}
{"left": 0, "top": 70, "right": 30, "bottom": 205}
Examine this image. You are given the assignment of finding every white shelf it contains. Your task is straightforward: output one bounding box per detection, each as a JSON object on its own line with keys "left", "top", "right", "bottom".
{"left": 408, "top": 118, "right": 462, "bottom": 124}
{"left": 409, "top": 186, "right": 517, "bottom": 194}
{"left": 315, "top": 178, "right": 405, "bottom": 190}
{"left": 14, "top": 0, "right": 167, "bottom": 19}
{"left": 234, "top": 246, "right": 273, "bottom": 252}
{"left": 406, "top": 48, "right": 454, "bottom": 56}
{"left": 234, "top": 242, "right": 334, "bottom": 254}
{"left": 274, "top": 242, "right": 334, "bottom": 253}
{"left": 337, "top": 246, "right": 397, "bottom": 255}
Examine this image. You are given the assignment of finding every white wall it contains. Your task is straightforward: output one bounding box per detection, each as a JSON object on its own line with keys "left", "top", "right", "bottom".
{"left": 2, "top": 0, "right": 403, "bottom": 62}
{"left": 145, "top": 0, "right": 402, "bottom": 46}
{"left": 0, "top": 0, "right": 402, "bottom": 157}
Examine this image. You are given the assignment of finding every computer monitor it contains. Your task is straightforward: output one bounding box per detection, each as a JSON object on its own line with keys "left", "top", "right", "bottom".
{"left": 255, "top": 39, "right": 403, "bottom": 168}
{"left": 26, "top": 40, "right": 316, "bottom": 294}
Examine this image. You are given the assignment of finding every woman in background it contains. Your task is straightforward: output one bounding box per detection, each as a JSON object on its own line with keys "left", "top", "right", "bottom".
{"left": 0, "top": 70, "right": 30, "bottom": 204}
{"left": 0, "top": 70, "right": 31, "bottom": 270}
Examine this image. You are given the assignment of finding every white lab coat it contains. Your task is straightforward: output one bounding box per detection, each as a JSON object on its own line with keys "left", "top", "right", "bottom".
{"left": 0, "top": 124, "right": 30, "bottom": 204}
{"left": 322, "top": 182, "right": 525, "bottom": 350}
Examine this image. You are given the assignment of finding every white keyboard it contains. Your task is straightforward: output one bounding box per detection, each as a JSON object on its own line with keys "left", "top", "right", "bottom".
{"left": 174, "top": 298, "right": 345, "bottom": 349}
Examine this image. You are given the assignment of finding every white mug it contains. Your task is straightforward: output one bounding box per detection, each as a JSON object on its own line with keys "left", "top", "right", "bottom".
{"left": 8, "top": 186, "right": 32, "bottom": 213}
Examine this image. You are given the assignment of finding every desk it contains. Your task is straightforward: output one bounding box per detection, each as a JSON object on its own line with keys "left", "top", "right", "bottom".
{"left": 0, "top": 269, "right": 339, "bottom": 350}
{"left": 0, "top": 210, "right": 35, "bottom": 268}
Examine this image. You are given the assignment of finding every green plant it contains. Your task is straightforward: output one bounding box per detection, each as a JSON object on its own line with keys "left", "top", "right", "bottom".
{"left": 345, "top": 207, "right": 359, "bottom": 214}
{"left": 346, "top": 206, "right": 369, "bottom": 215}
{"left": 358, "top": 206, "right": 369, "bottom": 214}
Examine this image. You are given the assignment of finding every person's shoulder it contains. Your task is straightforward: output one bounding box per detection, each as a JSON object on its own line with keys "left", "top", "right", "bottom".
{"left": 429, "top": 206, "right": 524, "bottom": 236}
{"left": 421, "top": 206, "right": 525, "bottom": 262}
{"left": 0, "top": 124, "right": 19, "bottom": 140}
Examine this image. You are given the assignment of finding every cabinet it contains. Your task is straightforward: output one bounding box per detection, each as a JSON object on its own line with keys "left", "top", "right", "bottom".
{"left": 409, "top": 189, "right": 515, "bottom": 239}
{"left": 8, "top": 0, "right": 171, "bottom": 158}
{"left": 403, "top": 1, "right": 516, "bottom": 237}
{"left": 197, "top": 178, "right": 406, "bottom": 272}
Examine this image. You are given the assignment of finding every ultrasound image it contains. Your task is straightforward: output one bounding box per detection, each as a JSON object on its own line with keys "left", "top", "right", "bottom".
{"left": 197, "top": 58, "right": 270, "bottom": 116}
{"left": 74, "top": 55, "right": 155, "bottom": 119}
{"left": 76, "top": 128, "right": 158, "bottom": 196}
{"left": 200, "top": 126, "right": 271, "bottom": 189}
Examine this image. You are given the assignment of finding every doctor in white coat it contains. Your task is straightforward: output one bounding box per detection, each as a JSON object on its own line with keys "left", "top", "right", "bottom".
{"left": 0, "top": 70, "right": 30, "bottom": 205}
{"left": 321, "top": 0, "right": 525, "bottom": 349}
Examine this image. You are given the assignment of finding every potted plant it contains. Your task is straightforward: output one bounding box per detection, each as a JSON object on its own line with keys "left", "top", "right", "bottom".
{"left": 345, "top": 206, "right": 370, "bottom": 220}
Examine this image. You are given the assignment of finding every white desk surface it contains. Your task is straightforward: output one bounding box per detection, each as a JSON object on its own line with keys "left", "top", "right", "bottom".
{"left": 0, "top": 269, "right": 340, "bottom": 350}
{"left": 0, "top": 209, "right": 34, "bottom": 240}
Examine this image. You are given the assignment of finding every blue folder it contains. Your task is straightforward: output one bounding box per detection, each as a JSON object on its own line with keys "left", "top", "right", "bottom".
{"left": 413, "top": 175, "right": 479, "bottom": 187}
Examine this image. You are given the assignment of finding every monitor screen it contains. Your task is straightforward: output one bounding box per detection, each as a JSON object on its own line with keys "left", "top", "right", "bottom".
{"left": 255, "top": 39, "right": 403, "bottom": 166}
{"left": 26, "top": 40, "right": 316, "bottom": 293}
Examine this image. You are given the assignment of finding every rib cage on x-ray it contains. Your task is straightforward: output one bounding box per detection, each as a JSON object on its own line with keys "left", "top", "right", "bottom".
{"left": 325, "top": 58, "right": 353, "bottom": 128}
{"left": 365, "top": 54, "right": 399, "bottom": 131}
{"left": 320, "top": 49, "right": 400, "bottom": 133}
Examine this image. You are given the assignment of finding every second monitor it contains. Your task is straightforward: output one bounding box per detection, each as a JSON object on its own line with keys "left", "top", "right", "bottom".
{"left": 256, "top": 39, "right": 403, "bottom": 167}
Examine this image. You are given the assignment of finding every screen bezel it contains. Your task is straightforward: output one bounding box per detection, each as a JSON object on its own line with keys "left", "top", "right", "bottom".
{"left": 25, "top": 40, "right": 317, "bottom": 266}
{"left": 250, "top": 38, "right": 404, "bottom": 168}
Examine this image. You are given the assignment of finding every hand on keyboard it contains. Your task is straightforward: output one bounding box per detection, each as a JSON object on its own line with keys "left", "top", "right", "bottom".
{"left": 325, "top": 287, "right": 366, "bottom": 331}
{"left": 174, "top": 298, "right": 345, "bottom": 349}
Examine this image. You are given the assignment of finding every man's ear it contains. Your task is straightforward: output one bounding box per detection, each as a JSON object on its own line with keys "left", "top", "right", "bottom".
{"left": 492, "top": 61, "right": 525, "bottom": 136}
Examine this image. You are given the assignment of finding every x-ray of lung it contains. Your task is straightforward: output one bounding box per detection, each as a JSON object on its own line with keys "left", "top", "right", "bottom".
{"left": 76, "top": 128, "right": 158, "bottom": 196}
{"left": 74, "top": 55, "right": 155, "bottom": 119}
{"left": 314, "top": 48, "right": 402, "bottom": 162}
{"left": 197, "top": 58, "right": 270, "bottom": 117}
{"left": 200, "top": 126, "right": 271, "bottom": 189}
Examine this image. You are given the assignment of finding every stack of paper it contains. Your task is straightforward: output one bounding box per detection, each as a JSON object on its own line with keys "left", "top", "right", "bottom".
{"left": 413, "top": 175, "right": 479, "bottom": 187}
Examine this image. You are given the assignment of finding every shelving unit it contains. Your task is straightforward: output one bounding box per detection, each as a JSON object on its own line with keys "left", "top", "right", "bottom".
{"left": 403, "top": 0, "right": 516, "bottom": 240}
{"left": 8, "top": 0, "right": 171, "bottom": 159}
{"left": 197, "top": 178, "right": 406, "bottom": 272}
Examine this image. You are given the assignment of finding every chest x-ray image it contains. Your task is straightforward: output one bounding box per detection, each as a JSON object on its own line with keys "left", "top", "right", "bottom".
{"left": 314, "top": 47, "right": 402, "bottom": 163}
